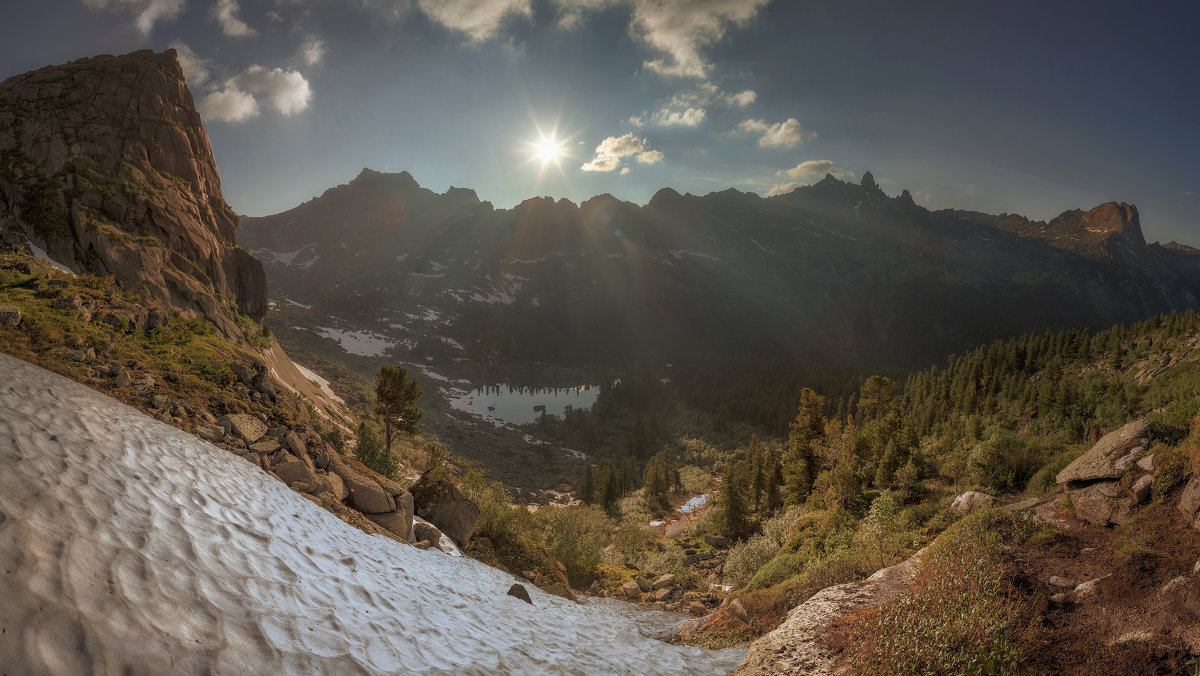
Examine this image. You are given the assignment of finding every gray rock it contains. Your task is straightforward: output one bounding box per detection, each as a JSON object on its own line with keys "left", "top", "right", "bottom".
{"left": 1179, "top": 477, "right": 1200, "bottom": 530}
{"left": 410, "top": 470, "right": 480, "bottom": 546}
{"left": 283, "top": 430, "right": 306, "bottom": 456}
{"left": 1131, "top": 475, "right": 1153, "bottom": 504}
{"left": 653, "top": 587, "right": 673, "bottom": 602}
{"left": 330, "top": 459, "right": 396, "bottom": 514}
{"left": 368, "top": 511, "right": 413, "bottom": 541}
{"left": 652, "top": 574, "right": 676, "bottom": 590}
{"left": 223, "top": 414, "right": 267, "bottom": 443}
{"left": 951, "top": 490, "right": 997, "bottom": 514}
{"left": 1057, "top": 419, "right": 1153, "bottom": 484}
{"left": 1160, "top": 576, "right": 1190, "bottom": 596}
{"left": 1069, "top": 481, "right": 1135, "bottom": 525}
{"left": 621, "top": 580, "right": 641, "bottom": 599}
{"left": 196, "top": 424, "right": 224, "bottom": 442}
{"left": 1048, "top": 575, "right": 1075, "bottom": 588}
{"left": 636, "top": 577, "right": 653, "bottom": 592}
{"left": 1136, "top": 454, "right": 1155, "bottom": 472}
{"left": 276, "top": 459, "right": 316, "bottom": 485}
{"left": 250, "top": 439, "right": 281, "bottom": 454}
{"left": 0, "top": 305, "right": 20, "bottom": 326}
{"left": 703, "top": 534, "right": 728, "bottom": 548}
{"left": 507, "top": 583, "right": 532, "bottom": 604}
{"left": 413, "top": 521, "right": 443, "bottom": 545}
{"left": 113, "top": 369, "right": 131, "bottom": 387}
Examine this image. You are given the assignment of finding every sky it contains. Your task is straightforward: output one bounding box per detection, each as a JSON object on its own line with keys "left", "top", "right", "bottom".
{"left": 1, "top": 0, "right": 1198, "bottom": 243}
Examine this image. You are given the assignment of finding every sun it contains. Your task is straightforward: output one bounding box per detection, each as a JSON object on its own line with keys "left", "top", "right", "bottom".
{"left": 533, "top": 136, "right": 562, "bottom": 163}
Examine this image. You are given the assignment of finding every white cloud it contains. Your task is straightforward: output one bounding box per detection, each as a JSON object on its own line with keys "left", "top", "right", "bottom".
{"left": 636, "top": 150, "right": 664, "bottom": 164}
{"left": 652, "top": 106, "right": 706, "bottom": 127}
{"left": 199, "top": 87, "right": 259, "bottom": 123}
{"left": 581, "top": 133, "right": 662, "bottom": 172}
{"left": 581, "top": 155, "right": 623, "bottom": 172}
{"left": 739, "top": 117, "right": 814, "bottom": 148}
{"left": 416, "top": 0, "right": 532, "bottom": 42}
{"left": 232, "top": 65, "right": 312, "bottom": 115}
{"left": 81, "top": 0, "right": 184, "bottom": 34}
{"left": 628, "top": 112, "right": 647, "bottom": 127}
{"left": 724, "top": 89, "right": 756, "bottom": 107}
{"left": 300, "top": 38, "right": 326, "bottom": 66}
{"left": 766, "top": 160, "right": 855, "bottom": 196}
{"left": 169, "top": 40, "right": 209, "bottom": 88}
{"left": 215, "top": 0, "right": 256, "bottom": 36}
{"left": 630, "top": 0, "right": 771, "bottom": 78}
{"left": 620, "top": 167, "right": 632, "bottom": 175}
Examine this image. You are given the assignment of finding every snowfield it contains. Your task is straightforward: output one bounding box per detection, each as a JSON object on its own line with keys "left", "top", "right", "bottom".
{"left": 0, "top": 354, "right": 743, "bottom": 674}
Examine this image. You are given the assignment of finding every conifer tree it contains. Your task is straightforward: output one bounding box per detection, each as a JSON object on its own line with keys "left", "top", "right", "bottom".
{"left": 578, "top": 462, "right": 595, "bottom": 504}
{"left": 784, "top": 388, "right": 826, "bottom": 506}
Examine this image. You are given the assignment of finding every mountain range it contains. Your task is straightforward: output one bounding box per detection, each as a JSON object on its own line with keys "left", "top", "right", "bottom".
{"left": 242, "top": 168, "right": 1200, "bottom": 372}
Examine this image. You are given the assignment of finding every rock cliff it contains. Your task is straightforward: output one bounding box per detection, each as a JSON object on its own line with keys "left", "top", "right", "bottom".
{"left": 0, "top": 49, "right": 265, "bottom": 337}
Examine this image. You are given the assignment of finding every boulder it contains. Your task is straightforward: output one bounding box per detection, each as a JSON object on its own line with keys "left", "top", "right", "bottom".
{"left": 687, "top": 602, "right": 707, "bottom": 616}
{"left": 507, "top": 583, "right": 532, "bottom": 604}
{"left": 636, "top": 577, "right": 653, "bottom": 593}
{"left": 410, "top": 469, "right": 480, "bottom": 546}
{"left": 276, "top": 459, "right": 317, "bottom": 486}
{"left": 652, "top": 574, "right": 676, "bottom": 590}
{"left": 1057, "top": 419, "right": 1152, "bottom": 484}
{"left": 250, "top": 439, "right": 281, "bottom": 454}
{"left": 1068, "top": 481, "right": 1135, "bottom": 525}
{"left": 413, "top": 520, "right": 443, "bottom": 545}
{"left": 282, "top": 430, "right": 306, "bottom": 456}
{"left": 621, "top": 580, "right": 641, "bottom": 599}
{"left": 1131, "top": 475, "right": 1153, "bottom": 504}
{"left": 951, "top": 490, "right": 997, "bottom": 514}
{"left": 196, "top": 424, "right": 224, "bottom": 442}
{"left": 1179, "top": 477, "right": 1200, "bottom": 530}
{"left": 222, "top": 414, "right": 267, "bottom": 444}
{"left": 321, "top": 471, "right": 348, "bottom": 500}
{"left": 0, "top": 305, "right": 20, "bottom": 326}
{"left": 367, "top": 511, "right": 413, "bottom": 541}
{"left": 703, "top": 534, "right": 728, "bottom": 548}
{"left": 328, "top": 456, "right": 395, "bottom": 514}
{"left": 1137, "top": 454, "right": 1155, "bottom": 472}
{"left": 652, "top": 587, "right": 673, "bottom": 602}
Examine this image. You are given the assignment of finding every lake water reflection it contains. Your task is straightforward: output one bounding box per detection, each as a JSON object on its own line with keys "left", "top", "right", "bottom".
{"left": 466, "top": 384, "right": 601, "bottom": 425}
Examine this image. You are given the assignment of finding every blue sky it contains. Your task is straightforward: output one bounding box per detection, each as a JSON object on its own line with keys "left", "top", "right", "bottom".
{"left": 2, "top": 0, "right": 1198, "bottom": 243}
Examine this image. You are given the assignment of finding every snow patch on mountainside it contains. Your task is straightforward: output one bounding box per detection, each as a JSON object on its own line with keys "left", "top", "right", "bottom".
{"left": 0, "top": 354, "right": 744, "bottom": 674}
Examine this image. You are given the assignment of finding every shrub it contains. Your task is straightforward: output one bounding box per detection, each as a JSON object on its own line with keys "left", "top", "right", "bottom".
{"left": 837, "top": 510, "right": 1040, "bottom": 674}
{"left": 541, "top": 505, "right": 610, "bottom": 586}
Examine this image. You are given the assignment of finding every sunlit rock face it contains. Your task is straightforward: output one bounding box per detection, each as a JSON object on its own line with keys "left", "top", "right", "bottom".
{"left": 0, "top": 49, "right": 265, "bottom": 337}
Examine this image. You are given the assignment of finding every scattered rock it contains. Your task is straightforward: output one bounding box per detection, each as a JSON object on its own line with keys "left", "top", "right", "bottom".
{"left": 413, "top": 521, "right": 443, "bottom": 545}
{"left": 1048, "top": 575, "right": 1075, "bottom": 588}
{"left": 250, "top": 439, "right": 281, "bottom": 454}
{"left": 729, "top": 598, "right": 749, "bottom": 623}
{"left": 367, "top": 511, "right": 414, "bottom": 541}
{"left": 282, "top": 430, "right": 306, "bottom": 456}
{"left": 1159, "top": 576, "right": 1189, "bottom": 596}
{"left": 1068, "top": 481, "right": 1135, "bottom": 525}
{"left": 687, "top": 602, "right": 707, "bottom": 616}
{"left": 276, "top": 458, "right": 317, "bottom": 485}
{"left": 702, "top": 534, "right": 727, "bottom": 548}
{"left": 541, "top": 583, "right": 572, "bottom": 600}
{"left": 328, "top": 456, "right": 396, "bottom": 514}
{"left": 1136, "top": 454, "right": 1155, "bottom": 472}
{"left": 1179, "top": 477, "right": 1200, "bottom": 530}
{"left": 1057, "top": 419, "right": 1152, "bottom": 483}
{"left": 196, "top": 424, "right": 224, "bottom": 442}
{"left": 507, "top": 583, "right": 532, "bottom": 604}
{"left": 636, "top": 578, "right": 653, "bottom": 593}
{"left": 622, "top": 580, "right": 641, "bottom": 599}
{"left": 410, "top": 469, "right": 480, "bottom": 546}
{"left": 0, "top": 305, "right": 20, "bottom": 326}
{"left": 652, "top": 587, "right": 673, "bottom": 602}
{"left": 413, "top": 540, "right": 431, "bottom": 550}
{"left": 652, "top": 574, "right": 676, "bottom": 590}
{"left": 222, "top": 414, "right": 267, "bottom": 443}
{"left": 113, "top": 369, "right": 131, "bottom": 387}
{"left": 951, "top": 490, "right": 997, "bottom": 514}
{"left": 1131, "top": 474, "right": 1153, "bottom": 504}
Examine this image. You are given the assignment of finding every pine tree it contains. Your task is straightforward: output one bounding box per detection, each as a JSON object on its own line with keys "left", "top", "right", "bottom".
{"left": 784, "top": 388, "right": 826, "bottom": 506}
{"left": 578, "top": 462, "right": 595, "bottom": 504}
{"left": 374, "top": 365, "right": 424, "bottom": 454}
{"left": 719, "top": 460, "right": 750, "bottom": 540}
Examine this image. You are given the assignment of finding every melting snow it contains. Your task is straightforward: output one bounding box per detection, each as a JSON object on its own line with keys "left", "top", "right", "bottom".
{"left": 314, "top": 326, "right": 396, "bottom": 357}
{"left": 678, "top": 494, "right": 710, "bottom": 514}
{"left": 0, "top": 354, "right": 744, "bottom": 673}
{"left": 293, "top": 362, "right": 345, "bottom": 405}
{"left": 26, "top": 238, "right": 76, "bottom": 275}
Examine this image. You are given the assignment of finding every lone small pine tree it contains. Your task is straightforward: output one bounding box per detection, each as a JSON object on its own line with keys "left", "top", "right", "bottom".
{"left": 375, "top": 365, "right": 423, "bottom": 454}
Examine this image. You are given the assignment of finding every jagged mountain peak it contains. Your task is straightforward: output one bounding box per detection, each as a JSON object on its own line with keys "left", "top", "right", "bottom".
{"left": 0, "top": 49, "right": 266, "bottom": 335}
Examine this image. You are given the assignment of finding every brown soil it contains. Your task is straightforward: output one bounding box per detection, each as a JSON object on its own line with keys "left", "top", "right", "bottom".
{"left": 1014, "top": 498, "right": 1200, "bottom": 674}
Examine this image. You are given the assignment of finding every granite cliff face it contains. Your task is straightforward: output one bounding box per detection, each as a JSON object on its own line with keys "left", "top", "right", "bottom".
{"left": 0, "top": 49, "right": 265, "bottom": 336}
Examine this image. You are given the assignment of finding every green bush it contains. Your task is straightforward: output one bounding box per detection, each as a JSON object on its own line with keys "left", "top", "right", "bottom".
{"left": 541, "top": 505, "right": 610, "bottom": 587}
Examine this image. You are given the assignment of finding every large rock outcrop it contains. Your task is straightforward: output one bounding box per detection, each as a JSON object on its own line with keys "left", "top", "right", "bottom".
{"left": 410, "top": 469, "right": 480, "bottom": 546}
{"left": 1056, "top": 419, "right": 1154, "bottom": 526}
{"left": 0, "top": 49, "right": 266, "bottom": 337}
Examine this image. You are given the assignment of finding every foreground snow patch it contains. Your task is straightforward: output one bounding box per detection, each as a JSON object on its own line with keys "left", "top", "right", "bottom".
{"left": 0, "top": 354, "right": 743, "bottom": 674}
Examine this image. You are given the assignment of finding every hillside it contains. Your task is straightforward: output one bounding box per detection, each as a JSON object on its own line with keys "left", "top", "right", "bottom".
{"left": 241, "top": 169, "right": 1200, "bottom": 372}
